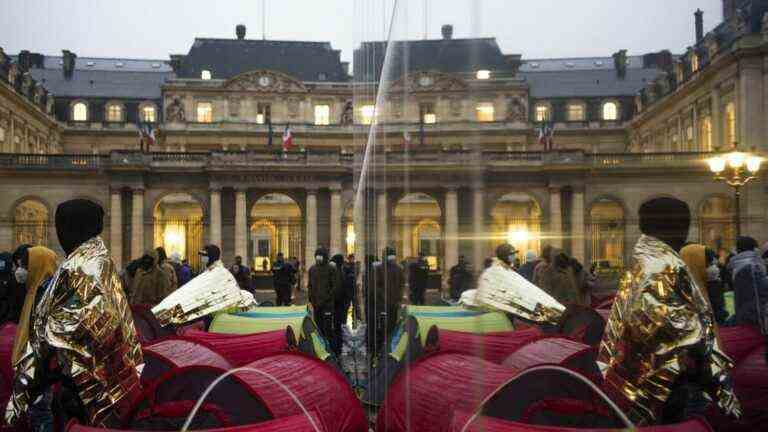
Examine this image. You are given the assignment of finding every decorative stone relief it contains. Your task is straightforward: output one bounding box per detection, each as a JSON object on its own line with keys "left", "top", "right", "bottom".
{"left": 166, "top": 97, "right": 186, "bottom": 123}
{"left": 449, "top": 98, "right": 462, "bottom": 117}
{"left": 506, "top": 96, "right": 527, "bottom": 122}
{"left": 225, "top": 70, "right": 308, "bottom": 93}
{"left": 340, "top": 100, "right": 353, "bottom": 125}
{"left": 287, "top": 98, "right": 299, "bottom": 118}
{"left": 229, "top": 96, "right": 241, "bottom": 117}
{"left": 390, "top": 71, "right": 468, "bottom": 94}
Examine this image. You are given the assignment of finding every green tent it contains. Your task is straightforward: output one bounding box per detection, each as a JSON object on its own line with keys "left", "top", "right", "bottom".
{"left": 210, "top": 313, "right": 308, "bottom": 338}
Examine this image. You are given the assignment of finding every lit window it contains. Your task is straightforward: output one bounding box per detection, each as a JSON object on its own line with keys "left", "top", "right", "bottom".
{"left": 691, "top": 53, "right": 700, "bottom": 73}
{"left": 256, "top": 103, "right": 271, "bottom": 124}
{"left": 476, "top": 70, "right": 491, "bottom": 80}
{"left": 725, "top": 103, "right": 736, "bottom": 146}
{"left": 534, "top": 104, "right": 550, "bottom": 122}
{"left": 475, "top": 102, "right": 494, "bottom": 122}
{"left": 314, "top": 105, "right": 330, "bottom": 125}
{"left": 141, "top": 105, "right": 157, "bottom": 122}
{"left": 567, "top": 104, "right": 585, "bottom": 121}
{"left": 106, "top": 104, "right": 123, "bottom": 122}
{"left": 201, "top": 70, "right": 212, "bottom": 80}
{"left": 197, "top": 102, "right": 213, "bottom": 123}
{"left": 420, "top": 103, "right": 436, "bottom": 124}
{"left": 700, "top": 116, "right": 713, "bottom": 151}
{"left": 0, "top": 127, "right": 4, "bottom": 143}
{"left": 72, "top": 102, "right": 88, "bottom": 121}
{"left": 686, "top": 124, "right": 694, "bottom": 141}
{"left": 360, "top": 105, "right": 375, "bottom": 125}
{"left": 602, "top": 102, "right": 618, "bottom": 121}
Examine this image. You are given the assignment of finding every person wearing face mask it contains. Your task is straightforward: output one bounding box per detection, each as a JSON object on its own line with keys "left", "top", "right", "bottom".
{"left": 199, "top": 244, "right": 222, "bottom": 271}
{"left": 6, "top": 199, "right": 143, "bottom": 428}
{"left": 308, "top": 247, "right": 338, "bottom": 349}
{"left": 10, "top": 246, "right": 58, "bottom": 432}
{"left": 130, "top": 249, "right": 174, "bottom": 306}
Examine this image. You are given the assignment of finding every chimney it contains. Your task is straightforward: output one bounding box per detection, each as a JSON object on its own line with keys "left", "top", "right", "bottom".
{"left": 62, "top": 50, "right": 76, "bottom": 79}
{"left": 169, "top": 54, "right": 185, "bottom": 73}
{"left": 642, "top": 50, "right": 674, "bottom": 72}
{"left": 18, "top": 50, "right": 32, "bottom": 71}
{"left": 695, "top": 9, "right": 704, "bottom": 42}
{"left": 236, "top": 24, "right": 246, "bottom": 40}
{"left": 441, "top": 24, "right": 454, "bottom": 40}
{"left": 341, "top": 61, "right": 350, "bottom": 77}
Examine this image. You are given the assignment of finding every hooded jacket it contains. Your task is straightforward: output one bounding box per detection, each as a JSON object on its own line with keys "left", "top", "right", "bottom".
{"left": 728, "top": 250, "right": 768, "bottom": 328}
{"left": 130, "top": 249, "right": 174, "bottom": 306}
{"left": 0, "top": 252, "right": 20, "bottom": 324}
{"left": 308, "top": 248, "right": 337, "bottom": 310}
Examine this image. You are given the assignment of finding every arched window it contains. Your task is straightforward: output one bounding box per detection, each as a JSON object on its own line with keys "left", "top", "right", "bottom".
{"left": 490, "top": 193, "right": 542, "bottom": 260}
{"left": 699, "top": 196, "right": 734, "bottom": 255}
{"left": 154, "top": 193, "right": 204, "bottom": 272}
{"left": 589, "top": 199, "right": 625, "bottom": 268}
{"left": 197, "top": 102, "right": 213, "bottom": 123}
{"left": 201, "top": 70, "right": 212, "bottom": 80}
{"left": 72, "top": 102, "right": 88, "bottom": 122}
{"left": 251, "top": 193, "right": 303, "bottom": 268}
{"left": 725, "top": 103, "right": 736, "bottom": 146}
{"left": 13, "top": 199, "right": 49, "bottom": 247}
{"left": 394, "top": 193, "right": 443, "bottom": 268}
{"left": 602, "top": 102, "right": 618, "bottom": 121}
{"left": 534, "top": 103, "right": 550, "bottom": 122}
{"left": 106, "top": 103, "right": 123, "bottom": 122}
{"left": 567, "top": 103, "right": 585, "bottom": 121}
{"left": 140, "top": 104, "right": 157, "bottom": 123}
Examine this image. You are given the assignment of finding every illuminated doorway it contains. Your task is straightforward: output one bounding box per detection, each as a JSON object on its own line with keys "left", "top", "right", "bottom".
{"left": 490, "top": 193, "right": 541, "bottom": 262}
{"left": 588, "top": 199, "right": 625, "bottom": 268}
{"left": 250, "top": 193, "right": 303, "bottom": 271}
{"left": 153, "top": 193, "right": 204, "bottom": 272}
{"left": 394, "top": 193, "right": 442, "bottom": 270}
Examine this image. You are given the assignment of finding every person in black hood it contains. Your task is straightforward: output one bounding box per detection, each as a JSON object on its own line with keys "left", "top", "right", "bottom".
{"left": 0, "top": 252, "right": 19, "bottom": 324}
{"left": 199, "top": 245, "right": 221, "bottom": 270}
{"left": 271, "top": 253, "right": 295, "bottom": 306}
{"left": 55, "top": 200, "right": 104, "bottom": 257}
{"left": 308, "top": 247, "right": 338, "bottom": 350}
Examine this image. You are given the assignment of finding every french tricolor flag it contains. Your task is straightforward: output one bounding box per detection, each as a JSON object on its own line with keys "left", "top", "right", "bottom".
{"left": 282, "top": 125, "right": 293, "bottom": 151}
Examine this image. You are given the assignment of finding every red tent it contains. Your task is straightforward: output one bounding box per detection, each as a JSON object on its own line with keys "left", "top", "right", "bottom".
{"left": 178, "top": 329, "right": 296, "bottom": 367}
{"left": 131, "top": 305, "right": 173, "bottom": 345}
{"left": 732, "top": 344, "right": 768, "bottom": 426}
{"left": 377, "top": 352, "right": 520, "bottom": 432}
{"left": 132, "top": 353, "right": 365, "bottom": 432}
{"left": 435, "top": 327, "right": 546, "bottom": 364}
{"left": 449, "top": 411, "right": 713, "bottom": 431}
{"left": 501, "top": 338, "right": 599, "bottom": 382}
{"left": 142, "top": 338, "right": 233, "bottom": 384}
{"left": 69, "top": 411, "right": 326, "bottom": 432}
{"left": 0, "top": 323, "right": 16, "bottom": 408}
{"left": 719, "top": 325, "right": 763, "bottom": 364}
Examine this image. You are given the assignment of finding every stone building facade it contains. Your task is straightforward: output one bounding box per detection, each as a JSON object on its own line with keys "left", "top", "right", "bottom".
{"left": 1, "top": 2, "right": 766, "bottom": 284}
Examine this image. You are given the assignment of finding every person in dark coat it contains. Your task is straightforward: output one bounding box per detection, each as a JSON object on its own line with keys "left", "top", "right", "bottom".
{"left": 0, "top": 252, "right": 19, "bottom": 325}
{"left": 229, "top": 255, "right": 252, "bottom": 292}
{"left": 409, "top": 252, "right": 430, "bottom": 305}
{"left": 705, "top": 247, "right": 728, "bottom": 325}
{"left": 727, "top": 236, "right": 768, "bottom": 329}
{"left": 342, "top": 254, "right": 359, "bottom": 324}
{"left": 368, "top": 247, "right": 404, "bottom": 363}
{"left": 330, "top": 254, "right": 347, "bottom": 356}
{"left": 517, "top": 250, "right": 540, "bottom": 282}
{"left": 449, "top": 255, "right": 473, "bottom": 301}
{"left": 308, "top": 247, "right": 338, "bottom": 350}
{"left": 271, "top": 253, "right": 295, "bottom": 306}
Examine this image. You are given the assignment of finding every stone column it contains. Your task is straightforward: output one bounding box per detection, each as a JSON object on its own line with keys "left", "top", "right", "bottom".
{"left": 110, "top": 189, "right": 123, "bottom": 269}
{"left": 305, "top": 189, "right": 318, "bottom": 264}
{"left": 445, "top": 188, "right": 459, "bottom": 275}
{"left": 402, "top": 221, "right": 412, "bottom": 258}
{"left": 330, "top": 189, "right": 342, "bottom": 255}
{"left": 234, "top": 189, "right": 247, "bottom": 262}
{"left": 376, "top": 191, "right": 388, "bottom": 254}
{"left": 549, "top": 187, "right": 563, "bottom": 249}
{"left": 353, "top": 195, "right": 366, "bottom": 263}
{"left": 571, "top": 189, "right": 586, "bottom": 264}
{"left": 692, "top": 103, "right": 699, "bottom": 151}
{"left": 711, "top": 86, "right": 722, "bottom": 149}
{"left": 209, "top": 188, "right": 222, "bottom": 247}
{"left": 131, "top": 189, "right": 144, "bottom": 259}
{"left": 280, "top": 224, "right": 290, "bottom": 255}
{"left": 472, "top": 186, "right": 485, "bottom": 274}
{"left": 738, "top": 58, "right": 764, "bottom": 150}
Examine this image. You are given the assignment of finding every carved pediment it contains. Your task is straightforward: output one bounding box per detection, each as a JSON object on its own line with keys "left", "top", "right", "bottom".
{"left": 224, "top": 70, "right": 307, "bottom": 93}
{"left": 390, "top": 71, "right": 468, "bottom": 94}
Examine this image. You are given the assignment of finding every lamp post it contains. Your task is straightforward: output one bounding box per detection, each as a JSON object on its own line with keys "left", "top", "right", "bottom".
{"left": 707, "top": 144, "right": 763, "bottom": 238}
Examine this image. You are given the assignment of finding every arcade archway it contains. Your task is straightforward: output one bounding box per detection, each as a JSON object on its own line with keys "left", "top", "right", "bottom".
{"left": 250, "top": 193, "right": 303, "bottom": 271}
{"left": 153, "top": 193, "right": 204, "bottom": 271}
{"left": 394, "top": 193, "right": 442, "bottom": 270}
{"left": 13, "top": 198, "right": 49, "bottom": 248}
{"left": 699, "top": 196, "right": 734, "bottom": 257}
{"left": 490, "top": 193, "right": 541, "bottom": 262}
{"left": 588, "top": 198, "right": 625, "bottom": 268}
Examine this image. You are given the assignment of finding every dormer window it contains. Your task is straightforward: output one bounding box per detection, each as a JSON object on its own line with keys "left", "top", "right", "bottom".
{"left": 594, "top": 60, "right": 604, "bottom": 67}
{"left": 530, "top": 62, "right": 540, "bottom": 69}
{"left": 115, "top": 62, "right": 124, "bottom": 68}
{"left": 602, "top": 101, "right": 618, "bottom": 121}
{"left": 151, "top": 63, "right": 161, "bottom": 69}
{"left": 318, "top": 72, "right": 327, "bottom": 81}
{"left": 140, "top": 104, "right": 157, "bottom": 123}
{"left": 534, "top": 103, "right": 550, "bottom": 122}
{"left": 476, "top": 70, "right": 491, "bottom": 80}
{"left": 565, "top": 62, "right": 575, "bottom": 68}
{"left": 106, "top": 103, "right": 124, "bottom": 122}
{"left": 72, "top": 101, "right": 88, "bottom": 122}
{"left": 86, "top": 61, "right": 95, "bottom": 67}
{"left": 201, "top": 70, "right": 212, "bottom": 80}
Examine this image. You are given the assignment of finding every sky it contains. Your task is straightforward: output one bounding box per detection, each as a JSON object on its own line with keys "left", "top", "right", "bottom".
{"left": 1, "top": 0, "right": 722, "bottom": 63}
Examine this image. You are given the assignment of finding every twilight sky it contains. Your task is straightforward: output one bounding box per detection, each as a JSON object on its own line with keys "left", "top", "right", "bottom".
{"left": 1, "top": 0, "right": 721, "bottom": 64}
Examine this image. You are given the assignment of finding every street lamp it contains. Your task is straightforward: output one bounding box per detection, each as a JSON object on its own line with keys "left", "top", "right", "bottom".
{"left": 707, "top": 144, "right": 763, "bottom": 237}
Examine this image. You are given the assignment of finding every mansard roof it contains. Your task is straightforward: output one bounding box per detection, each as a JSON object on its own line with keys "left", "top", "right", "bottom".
{"left": 353, "top": 37, "right": 515, "bottom": 82}
{"left": 175, "top": 38, "right": 349, "bottom": 82}
{"left": 28, "top": 68, "right": 171, "bottom": 99}
{"left": 521, "top": 67, "right": 663, "bottom": 99}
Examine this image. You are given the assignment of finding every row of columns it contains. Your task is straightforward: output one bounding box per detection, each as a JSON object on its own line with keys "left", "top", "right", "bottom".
{"left": 109, "top": 185, "right": 586, "bottom": 272}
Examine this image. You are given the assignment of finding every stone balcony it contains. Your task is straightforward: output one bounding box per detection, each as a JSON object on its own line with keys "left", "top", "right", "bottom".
{"left": 0, "top": 149, "right": 718, "bottom": 174}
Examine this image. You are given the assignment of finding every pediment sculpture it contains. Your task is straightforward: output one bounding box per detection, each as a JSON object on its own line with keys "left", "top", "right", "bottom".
{"left": 224, "top": 70, "right": 307, "bottom": 93}
{"left": 390, "top": 71, "right": 468, "bottom": 94}
{"left": 166, "top": 97, "right": 186, "bottom": 123}
{"left": 506, "top": 96, "right": 528, "bottom": 122}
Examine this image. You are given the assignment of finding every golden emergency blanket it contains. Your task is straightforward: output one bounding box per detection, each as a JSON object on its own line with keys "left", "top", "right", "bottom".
{"left": 6, "top": 236, "right": 143, "bottom": 427}
{"left": 475, "top": 258, "right": 565, "bottom": 324}
{"left": 597, "top": 235, "right": 740, "bottom": 424}
{"left": 152, "top": 260, "right": 252, "bottom": 326}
